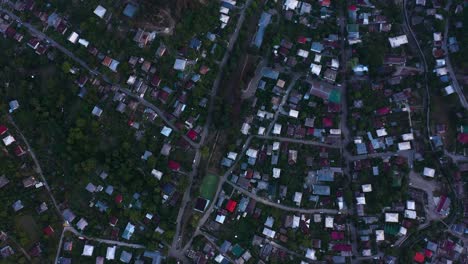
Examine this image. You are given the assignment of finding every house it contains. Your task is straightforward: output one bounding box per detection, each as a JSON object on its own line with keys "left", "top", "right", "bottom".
{"left": 133, "top": 29, "right": 156, "bottom": 47}
{"left": 62, "top": 209, "right": 76, "bottom": 223}
{"left": 93, "top": 5, "right": 107, "bottom": 19}
{"left": 388, "top": 35, "right": 408, "bottom": 48}
{"left": 385, "top": 213, "right": 399, "bottom": 223}
{"left": 91, "top": 106, "right": 103, "bottom": 117}
{"left": 168, "top": 160, "right": 181, "bottom": 171}
{"left": 423, "top": 167, "right": 435, "bottom": 178}
{"left": 43, "top": 225, "right": 54, "bottom": 236}
{"left": 226, "top": 199, "right": 237, "bottom": 213}
{"left": 9, "top": 100, "right": 19, "bottom": 112}
{"left": 2, "top": 135, "right": 15, "bottom": 146}
{"left": 12, "top": 200, "right": 24, "bottom": 212}
{"left": 123, "top": 4, "right": 138, "bottom": 18}
{"left": 122, "top": 222, "right": 135, "bottom": 240}
{"left": 68, "top": 32, "right": 79, "bottom": 44}
{"left": 76, "top": 218, "right": 88, "bottom": 230}
{"left": 305, "top": 248, "right": 316, "bottom": 260}
{"left": 106, "top": 246, "right": 116, "bottom": 260}
{"left": 120, "top": 250, "right": 132, "bottom": 263}
{"left": 82, "top": 244, "right": 94, "bottom": 256}
{"left": 0, "top": 175, "right": 10, "bottom": 189}
{"left": 173, "top": 59, "right": 187, "bottom": 71}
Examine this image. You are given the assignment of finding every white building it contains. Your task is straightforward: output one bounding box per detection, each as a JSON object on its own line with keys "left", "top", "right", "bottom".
{"left": 423, "top": 167, "right": 435, "bottom": 178}
{"left": 388, "top": 35, "right": 408, "bottom": 48}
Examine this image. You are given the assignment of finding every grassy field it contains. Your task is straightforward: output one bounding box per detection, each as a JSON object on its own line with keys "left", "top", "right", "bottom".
{"left": 199, "top": 174, "right": 219, "bottom": 200}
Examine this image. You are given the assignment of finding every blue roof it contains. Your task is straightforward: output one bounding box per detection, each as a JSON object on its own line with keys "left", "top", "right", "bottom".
{"left": 190, "top": 38, "right": 202, "bottom": 50}
{"left": 221, "top": 1, "right": 235, "bottom": 9}
{"left": 311, "top": 42, "right": 324, "bottom": 52}
{"left": 253, "top": 12, "right": 272, "bottom": 48}
{"left": 261, "top": 67, "right": 279, "bottom": 80}
{"left": 123, "top": 4, "right": 138, "bottom": 18}
{"left": 313, "top": 184, "right": 330, "bottom": 195}
{"left": 162, "top": 183, "right": 175, "bottom": 195}
{"left": 356, "top": 143, "right": 368, "bottom": 155}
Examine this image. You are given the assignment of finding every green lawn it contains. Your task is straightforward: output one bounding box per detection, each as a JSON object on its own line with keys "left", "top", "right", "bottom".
{"left": 199, "top": 174, "right": 219, "bottom": 200}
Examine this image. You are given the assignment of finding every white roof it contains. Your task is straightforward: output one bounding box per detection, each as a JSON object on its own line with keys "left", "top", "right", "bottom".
{"left": 314, "top": 54, "right": 322, "bottom": 63}
{"left": 127, "top": 75, "right": 136, "bottom": 85}
{"left": 375, "top": 230, "right": 385, "bottom": 241}
{"left": 262, "top": 227, "right": 276, "bottom": 238}
{"left": 246, "top": 148, "right": 258, "bottom": 158}
{"left": 292, "top": 215, "right": 300, "bottom": 228}
{"left": 297, "top": 49, "right": 309, "bottom": 58}
{"left": 94, "top": 5, "right": 107, "bottom": 18}
{"left": 436, "top": 59, "right": 446, "bottom": 67}
{"left": 273, "top": 123, "right": 282, "bottom": 135}
{"left": 399, "top": 226, "right": 407, "bottom": 236}
{"left": 227, "top": 152, "right": 238, "bottom": 160}
{"left": 272, "top": 168, "right": 281, "bottom": 178}
{"left": 68, "top": 32, "right": 79, "bottom": 44}
{"left": 435, "top": 67, "right": 448, "bottom": 76}
{"left": 398, "top": 141, "right": 411, "bottom": 150}
{"left": 356, "top": 196, "right": 366, "bottom": 205}
{"left": 402, "top": 133, "right": 414, "bottom": 141}
{"left": 215, "top": 254, "right": 225, "bottom": 263}
{"left": 106, "top": 246, "right": 116, "bottom": 260}
{"left": 220, "top": 14, "right": 230, "bottom": 23}
{"left": 362, "top": 184, "right": 372, "bottom": 193}
{"left": 215, "top": 214, "right": 226, "bottom": 224}
{"left": 272, "top": 141, "right": 280, "bottom": 151}
{"left": 289, "top": 109, "right": 299, "bottom": 118}
{"left": 444, "top": 85, "right": 454, "bottom": 95}
{"left": 305, "top": 248, "right": 316, "bottom": 260}
{"left": 433, "top": 32, "right": 442, "bottom": 41}
{"left": 173, "top": 59, "right": 187, "bottom": 71}
{"left": 293, "top": 192, "right": 302, "bottom": 205}
{"left": 423, "top": 167, "right": 435, "bottom": 177}
{"left": 329, "top": 129, "right": 341, "bottom": 135}
{"left": 362, "top": 249, "right": 372, "bottom": 257}
{"left": 310, "top": 63, "right": 322, "bottom": 76}
{"left": 376, "top": 128, "right": 388, "bottom": 137}
{"left": 160, "top": 126, "right": 172, "bottom": 137}
{"left": 406, "top": 200, "right": 416, "bottom": 210}
{"left": 220, "top": 6, "right": 229, "bottom": 15}
{"left": 2, "top": 135, "right": 15, "bottom": 146}
{"left": 78, "top": 38, "right": 89, "bottom": 47}
{"left": 331, "top": 59, "right": 340, "bottom": 69}
{"left": 151, "top": 169, "right": 163, "bottom": 180}
{"left": 388, "top": 35, "right": 408, "bottom": 48}
{"left": 404, "top": 209, "right": 417, "bottom": 219}
{"left": 325, "top": 216, "right": 334, "bottom": 228}
{"left": 241, "top": 123, "right": 250, "bottom": 135}
{"left": 92, "top": 106, "right": 103, "bottom": 117}
{"left": 284, "top": 0, "right": 299, "bottom": 10}
{"left": 257, "top": 126, "right": 266, "bottom": 135}
{"left": 82, "top": 244, "right": 94, "bottom": 256}
{"left": 385, "top": 213, "right": 399, "bottom": 223}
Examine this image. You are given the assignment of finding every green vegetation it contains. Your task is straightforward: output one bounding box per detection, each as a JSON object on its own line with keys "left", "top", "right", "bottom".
{"left": 199, "top": 174, "right": 219, "bottom": 200}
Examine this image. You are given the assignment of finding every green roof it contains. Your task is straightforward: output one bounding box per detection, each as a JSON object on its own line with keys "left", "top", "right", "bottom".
{"left": 384, "top": 224, "right": 399, "bottom": 235}
{"left": 231, "top": 244, "right": 244, "bottom": 257}
{"left": 329, "top": 89, "right": 341, "bottom": 103}
{"left": 462, "top": 125, "right": 468, "bottom": 133}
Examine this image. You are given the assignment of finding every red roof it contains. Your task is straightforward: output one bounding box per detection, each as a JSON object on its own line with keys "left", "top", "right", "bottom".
{"left": 0, "top": 125, "right": 8, "bottom": 135}
{"left": 331, "top": 231, "right": 345, "bottom": 240}
{"left": 168, "top": 160, "right": 181, "bottom": 171}
{"left": 14, "top": 145, "right": 26, "bottom": 156}
{"left": 187, "top": 129, "right": 198, "bottom": 141}
{"left": 323, "top": 117, "right": 333, "bottom": 128}
{"left": 226, "top": 199, "right": 237, "bottom": 213}
{"left": 424, "top": 249, "right": 433, "bottom": 258}
{"left": 457, "top": 133, "right": 468, "bottom": 144}
{"left": 151, "top": 75, "right": 161, "bottom": 87}
{"left": 332, "top": 244, "right": 352, "bottom": 252}
{"left": 297, "top": 36, "right": 307, "bottom": 44}
{"left": 321, "top": 0, "right": 331, "bottom": 7}
{"left": 436, "top": 195, "right": 447, "bottom": 212}
{"left": 109, "top": 216, "right": 118, "bottom": 226}
{"left": 115, "top": 194, "right": 123, "bottom": 204}
{"left": 414, "top": 252, "right": 425, "bottom": 263}
{"left": 43, "top": 225, "right": 54, "bottom": 236}
{"left": 376, "top": 106, "right": 391, "bottom": 115}
{"left": 348, "top": 5, "right": 357, "bottom": 11}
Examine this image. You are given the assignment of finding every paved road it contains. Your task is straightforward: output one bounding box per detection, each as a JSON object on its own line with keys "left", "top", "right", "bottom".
{"left": 225, "top": 180, "right": 345, "bottom": 215}
{"left": 256, "top": 135, "right": 341, "bottom": 148}
{"left": 0, "top": 7, "right": 198, "bottom": 149}
{"left": 65, "top": 226, "right": 146, "bottom": 248}
{"left": 199, "top": 0, "right": 255, "bottom": 147}
{"left": 402, "top": 0, "right": 432, "bottom": 137}
{"left": 265, "top": 73, "right": 301, "bottom": 135}
{"left": 442, "top": 0, "right": 468, "bottom": 109}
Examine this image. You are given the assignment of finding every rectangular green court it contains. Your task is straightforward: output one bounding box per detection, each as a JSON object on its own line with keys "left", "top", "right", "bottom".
{"left": 199, "top": 174, "right": 219, "bottom": 200}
